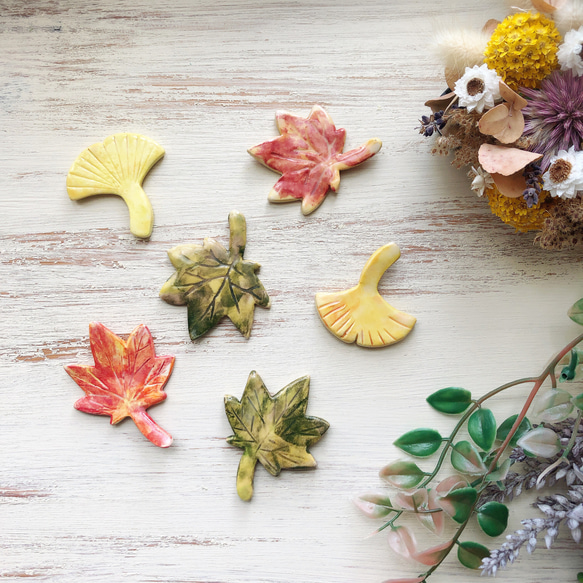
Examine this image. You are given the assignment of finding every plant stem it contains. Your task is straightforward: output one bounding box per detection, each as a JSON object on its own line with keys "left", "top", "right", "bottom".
{"left": 561, "top": 409, "right": 582, "bottom": 460}
{"left": 418, "top": 377, "right": 537, "bottom": 488}
{"left": 536, "top": 409, "right": 583, "bottom": 486}
{"left": 443, "top": 95, "right": 459, "bottom": 116}
{"left": 130, "top": 408, "right": 173, "bottom": 448}
{"left": 489, "top": 332, "right": 583, "bottom": 471}
{"left": 376, "top": 511, "right": 403, "bottom": 534}
{"left": 236, "top": 452, "right": 257, "bottom": 501}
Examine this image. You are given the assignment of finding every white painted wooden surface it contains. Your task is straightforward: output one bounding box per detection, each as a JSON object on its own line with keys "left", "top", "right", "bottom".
{"left": 1, "top": 1, "right": 582, "bottom": 581}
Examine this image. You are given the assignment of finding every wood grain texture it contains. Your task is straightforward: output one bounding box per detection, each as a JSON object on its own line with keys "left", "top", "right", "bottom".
{"left": 1, "top": 0, "right": 582, "bottom": 581}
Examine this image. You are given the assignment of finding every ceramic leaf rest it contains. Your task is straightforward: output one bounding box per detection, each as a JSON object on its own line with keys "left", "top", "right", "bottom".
{"left": 65, "top": 322, "right": 175, "bottom": 447}
{"left": 315, "top": 243, "right": 416, "bottom": 347}
{"left": 66, "top": 133, "right": 165, "bottom": 238}
{"left": 249, "top": 105, "right": 382, "bottom": 215}
{"left": 225, "top": 371, "right": 329, "bottom": 501}
{"left": 160, "top": 211, "right": 270, "bottom": 340}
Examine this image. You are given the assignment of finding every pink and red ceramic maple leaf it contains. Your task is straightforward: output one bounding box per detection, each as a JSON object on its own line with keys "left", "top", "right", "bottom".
{"left": 249, "top": 105, "right": 382, "bottom": 215}
{"left": 65, "top": 322, "right": 175, "bottom": 447}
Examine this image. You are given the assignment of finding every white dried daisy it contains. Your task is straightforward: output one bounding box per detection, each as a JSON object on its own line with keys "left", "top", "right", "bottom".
{"left": 469, "top": 165, "right": 494, "bottom": 197}
{"left": 557, "top": 26, "right": 583, "bottom": 76}
{"left": 542, "top": 147, "right": 583, "bottom": 199}
{"left": 453, "top": 64, "right": 501, "bottom": 113}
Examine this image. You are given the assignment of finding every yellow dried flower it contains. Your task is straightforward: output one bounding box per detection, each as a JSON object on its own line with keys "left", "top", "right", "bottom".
{"left": 486, "top": 187, "right": 556, "bottom": 232}
{"left": 484, "top": 12, "right": 561, "bottom": 89}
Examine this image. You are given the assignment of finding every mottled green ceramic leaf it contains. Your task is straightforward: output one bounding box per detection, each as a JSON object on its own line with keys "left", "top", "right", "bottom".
{"left": 160, "top": 211, "right": 270, "bottom": 340}
{"left": 426, "top": 388, "right": 472, "bottom": 414}
{"left": 457, "top": 541, "right": 490, "bottom": 569}
{"left": 568, "top": 298, "right": 583, "bottom": 325}
{"left": 468, "top": 408, "right": 496, "bottom": 451}
{"left": 477, "top": 501, "right": 509, "bottom": 537}
{"left": 224, "top": 371, "right": 329, "bottom": 501}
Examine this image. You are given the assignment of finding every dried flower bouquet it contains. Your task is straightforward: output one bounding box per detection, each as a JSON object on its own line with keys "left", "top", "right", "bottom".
{"left": 419, "top": 0, "right": 583, "bottom": 249}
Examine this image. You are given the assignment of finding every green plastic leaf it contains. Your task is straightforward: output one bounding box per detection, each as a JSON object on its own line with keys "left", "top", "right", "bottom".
{"left": 394, "top": 428, "right": 443, "bottom": 457}
{"left": 568, "top": 298, "right": 583, "bottom": 325}
{"left": 468, "top": 408, "right": 496, "bottom": 451}
{"left": 496, "top": 414, "right": 532, "bottom": 447}
{"left": 451, "top": 441, "right": 488, "bottom": 475}
{"left": 457, "top": 541, "right": 490, "bottom": 569}
{"left": 437, "top": 486, "right": 478, "bottom": 523}
{"left": 354, "top": 492, "right": 394, "bottom": 519}
{"left": 577, "top": 572, "right": 583, "bottom": 583}
{"left": 426, "top": 388, "right": 472, "bottom": 414}
{"left": 517, "top": 427, "right": 561, "bottom": 458}
{"left": 477, "top": 501, "right": 509, "bottom": 537}
{"left": 534, "top": 389, "right": 574, "bottom": 423}
{"left": 573, "top": 393, "right": 583, "bottom": 411}
{"left": 380, "top": 460, "right": 425, "bottom": 489}
{"left": 485, "top": 458, "right": 512, "bottom": 483}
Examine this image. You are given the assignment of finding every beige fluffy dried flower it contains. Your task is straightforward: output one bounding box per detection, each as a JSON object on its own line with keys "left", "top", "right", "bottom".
{"left": 433, "top": 28, "right": 490, "bottom": 79}
{"left": 554, "top": 0, "right": 583, "bottom": 35}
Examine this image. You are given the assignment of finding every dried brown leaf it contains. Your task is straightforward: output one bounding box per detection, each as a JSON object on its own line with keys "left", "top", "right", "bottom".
{"left": 478, "top": 83, "right": 526, "bottom": 144}
{"left": 479, "top": 104, "right": 509, "bottom": 135}
{"left": 490, "top": 172, "right": 528, "bottom": 198}
{"left": 425, "top": 93, "right": 457, "bottom": 114}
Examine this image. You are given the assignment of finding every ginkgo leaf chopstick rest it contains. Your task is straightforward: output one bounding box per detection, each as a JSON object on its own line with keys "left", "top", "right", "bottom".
{"left": 66, "top": 133, "right": 165, "bottom": 238}
{"left": 160, "top": 211, "right": 270, "bottom": 340}
{"left": 248, "top": 105, "right": 382, "bottom": 215}
{"left": 315, "top": 243, "right": 416, "bottom": 347}
{"left": 65, "top": 322, "right": 175, "bottom": 447}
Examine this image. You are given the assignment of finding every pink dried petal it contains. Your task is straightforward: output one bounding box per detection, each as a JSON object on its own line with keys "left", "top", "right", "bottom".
{"left": 478, "top": 144, "right": 542, "bottom": 176}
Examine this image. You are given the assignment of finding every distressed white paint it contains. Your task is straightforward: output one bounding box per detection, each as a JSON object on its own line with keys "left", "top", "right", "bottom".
{"left": 1, "top": 1, "right": 582, "bottom": 582}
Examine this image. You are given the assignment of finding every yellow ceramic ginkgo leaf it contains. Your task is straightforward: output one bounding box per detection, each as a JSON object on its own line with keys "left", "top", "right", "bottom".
{"left": 315, "top": 243, "right": 416, "bottom": 348}
{"left": 66, "top": 133, "right": 165, "bottom": 238}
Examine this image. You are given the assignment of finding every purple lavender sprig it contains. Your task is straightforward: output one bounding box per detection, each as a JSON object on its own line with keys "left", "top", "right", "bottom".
{"left": 522, "top": 163, "right": 543, "bottom": 208}
{"left": 482, "top": 481, "right": 583, "bottom": 576}
{"left": 417, "top": 110, "right": 446, "bottom": 137}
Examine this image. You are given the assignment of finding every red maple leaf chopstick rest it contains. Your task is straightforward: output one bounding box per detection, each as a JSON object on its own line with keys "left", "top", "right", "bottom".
{"left": 65, "top": 322, "right": 175, "bottom": 448}
{"left": 248, "top": 105, "right": 382, "bottom": 215}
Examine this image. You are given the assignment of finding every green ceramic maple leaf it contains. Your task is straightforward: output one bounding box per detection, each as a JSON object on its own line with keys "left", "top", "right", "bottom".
{"left": 225, "top": 371, "right": 330, "bottom": 501}
{"left": 160, "top": 211, "right": 270, "bottom": 340}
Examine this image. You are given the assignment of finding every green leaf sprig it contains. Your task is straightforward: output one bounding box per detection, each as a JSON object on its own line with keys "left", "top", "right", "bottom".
{"left": 355, "top": 298, "right": 583, "bottom": 583}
